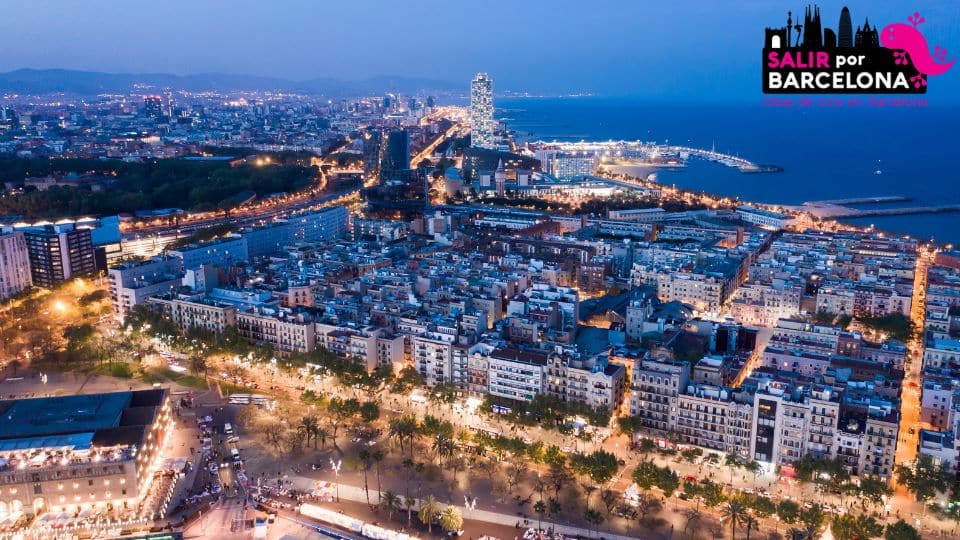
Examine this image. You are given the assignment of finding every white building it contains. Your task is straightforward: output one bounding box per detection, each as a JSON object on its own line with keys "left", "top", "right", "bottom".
{"left": 0, "top": 230, "right": 32, "bottom": 300}
{"left": 736, "top": 205, "right": 796, "bottom": 230}
{"left": 470, "top": 73, "right": 495, "bottom": 149}
{"left": 412, "top": 332, "right": 456, "bottom": 387}
{"left": 107, "top": 257, "right": 183, "bottom": 321}
{"left": 486, "top": 347, "right": 548, "bottom": 402}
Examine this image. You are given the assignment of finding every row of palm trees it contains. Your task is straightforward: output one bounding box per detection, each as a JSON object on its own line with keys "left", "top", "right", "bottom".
{"left": 296, "top": 415, "right": 330, "bottom": 449}
{"left": 377, "top": 492, "right": 463, "bottom": 534}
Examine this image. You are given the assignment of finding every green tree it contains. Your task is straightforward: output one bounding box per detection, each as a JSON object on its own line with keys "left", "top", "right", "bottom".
{"left": 359, "top": 401, "right": 380, "bottom": 422}
{"left": 372, "top": 449, "right": 385, "bottom": 501}
{"left": 884, "top": 519, "right": 921, "bottom": 540}
{"left": 418, "top": 495, "right": 441, "bottom": 533}
{"left": 777, "top": 499, "right": 801, "bottom": 524}
{"left": 583, "top": 508, "right": 604, "bottom": 536}
{"left": 859, "top": 476, "right": 893, "bottom": 509}
{"left": 657, "top": 466, "right": 681, "bottom": 497}
{"left": 701, "top": 480, "right": 727, "bottom": 508}
{"left": 379, "top": 491, "right": 402, "bottom": 521}
{"left": 721, "top": 500, "right": 748, "bottom": 539}
{"left": 751, "top": 496, "right": 776, "bottom": 518}
{"left": 632, "top": 461, "right": 660, "bottom": 491}
{"left": 831, "top": 514, "right": 883, "bottom": 540}
{"left": 895, "top": 455, "right": 953, "bottom": 504}
{"left": 534, "top": 500, "right": 547, "bottom": 531}
{"left": 404, "top": 495, "right": 416, "bottom": 527}
{"left": 799, "top": 504, "right": 825, "bottom": 534}
{"left": 358, "top": 448, "right": 372, "bottom": 506}
{"left": 440, "top": 506, "right": 463, "bottom": 534}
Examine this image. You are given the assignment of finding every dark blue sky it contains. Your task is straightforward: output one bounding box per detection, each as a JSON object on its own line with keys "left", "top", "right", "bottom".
{"left": 3, "top": 0, "right": 959, "bottom": 98}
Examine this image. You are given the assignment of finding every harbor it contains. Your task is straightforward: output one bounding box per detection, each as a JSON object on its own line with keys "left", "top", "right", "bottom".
{"left": 526, "top": 140, "right": 782, "bottom": 174}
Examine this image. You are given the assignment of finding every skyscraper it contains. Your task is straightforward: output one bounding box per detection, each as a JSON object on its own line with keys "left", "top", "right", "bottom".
{"left": 143, "top": 96, "right": 163, "bottom": 118}
{"left": 838, "top": 7, "right": 853, "bottom": 47}
{"left": 362, "top": 130, "right": 382, "bottom": 182}
{"left": 22, "top": 224, "right": 96, "bottom": 288}
{"left": 381, "top": 130, "right": 410, "bottom": 176}
{"left": 470, "top": 73, "right": 494, "bottom": 149}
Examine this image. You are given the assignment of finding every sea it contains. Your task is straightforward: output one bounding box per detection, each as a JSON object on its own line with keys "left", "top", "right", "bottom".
{"left": 497, "top": 97, "right": 960, "bottom": 245}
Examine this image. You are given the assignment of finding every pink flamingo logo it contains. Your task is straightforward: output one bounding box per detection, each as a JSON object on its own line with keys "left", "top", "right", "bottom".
{"left": 881, "top": 12, "right": 954, "bottom": 81}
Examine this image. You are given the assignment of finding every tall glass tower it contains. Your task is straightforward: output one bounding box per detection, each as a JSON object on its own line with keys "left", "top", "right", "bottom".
{"left": 470, "top": 73, "right": 494, "bottom": 149}
{"left": 838, "top": 7, "right": 853, "bottom": 47}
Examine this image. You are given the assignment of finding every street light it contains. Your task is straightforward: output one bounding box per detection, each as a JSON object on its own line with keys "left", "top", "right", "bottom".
{"left": 329, "top": 459, "right": 342, "bottom": 502}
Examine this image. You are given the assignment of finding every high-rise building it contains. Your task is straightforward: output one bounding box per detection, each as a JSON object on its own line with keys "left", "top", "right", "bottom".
{"left": 382, "top": 130, "right": 410, "bottom": 175}
{"left": 0, "top": 230, "right": 32, "bottom": 299}
{"left": 143, "top": 96, "right": 163, "bottom": 118}
{"left": 362, "top": 130, "right": 382, "bottom": 182}
{"left": 838, "top": 7, "right": 853, "bottom": 47}
{"left": 470, "top": 73, "right": 494, "bottom": 149}
{"left": 22, "top": 224, "right": 96, "bottom": 288}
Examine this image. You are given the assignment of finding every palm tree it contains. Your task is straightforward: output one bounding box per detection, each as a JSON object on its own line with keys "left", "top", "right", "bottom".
{"left": 359, "top": 448, "right": 371, "bottom": 506}
{"left": 584, "top": 508, "right": 604, "bottom": 537}
{"left": 722, "top": 500, "right": 747, "bottom": 539}
{"left": 379, "top": 491, "right": 402, "bottom": 521}
{"left": 402, "top": 458, "right": 415, "bottom": 497}
{"left": 534, "top": 500, "right": 547, "bottom": 531}
{"left": 298, "top": 416, "right": 318, "bottom": 448}
{"left": 419, "top": 495, "right": 441, "bottom": 533}
{"left": 743, "top": 514, "right": 758, "bottom": 540}
{"left": 404, "top": 495, "right": 417, "bottom": 527}
{"left": 440, "top": 506, "right": 463, "bottom": 535}
{"left": 315, "top": 426, "right": 329, "bottom": 449}
{"left": 388, "top": 417, "right": 407, "bottom": 454}
{"left": 432, "top": 433, "right": 454, "bottom": 468}
{"left": 372, "top": 450, "right": 385, "bottom": 502}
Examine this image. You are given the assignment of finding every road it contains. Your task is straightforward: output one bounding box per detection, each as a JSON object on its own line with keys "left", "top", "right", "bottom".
{"left": 123, "top": 118, "right": 465, "bottom": 243}
{"left": 894, "top": 246, "right": 935, "bottom": 490}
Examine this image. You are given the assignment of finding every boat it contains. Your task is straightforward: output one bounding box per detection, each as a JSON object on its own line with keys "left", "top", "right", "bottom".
{"left": 874, "top": 160, "right": 882, "bottom": 175}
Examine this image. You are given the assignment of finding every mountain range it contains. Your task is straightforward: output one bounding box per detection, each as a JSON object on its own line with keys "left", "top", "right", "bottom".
{"left": 0, "top": 68, "right": 461, "bottom": 96}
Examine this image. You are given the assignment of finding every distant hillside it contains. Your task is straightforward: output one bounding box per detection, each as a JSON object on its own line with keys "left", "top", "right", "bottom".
{"left": 0, "top": 68, "right": 461, "bottom": 96}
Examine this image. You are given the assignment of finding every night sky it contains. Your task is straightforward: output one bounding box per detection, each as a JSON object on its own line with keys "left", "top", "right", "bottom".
{"left": 3, "top": 0, "right": 959, "bottom": 99}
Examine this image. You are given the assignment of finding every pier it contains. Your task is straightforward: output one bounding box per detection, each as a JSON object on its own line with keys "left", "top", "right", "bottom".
{"left": 787, "top": 198, "right": 960, "bottom": 219}
{"left": 805, "top": 195, "right": 909, "bottom": 205}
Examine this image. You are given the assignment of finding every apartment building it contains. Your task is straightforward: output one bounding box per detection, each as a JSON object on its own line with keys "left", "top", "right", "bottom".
{"left": 629, "top": 357, "right": 690, "bottom": 432}
{"left": 676, "top": 384, "right": 755, "bottom": 459}
{"left": 0, "top": 230, "right": 32, "bottom": 299}
{"left": 236, "top": 309, "right": 316, "bottom": 355}
{"left": 486, "top": 348, "right": 548, "bottom": 403}
{"left": 107, "top": 257, "right": 183, "bottom": 321}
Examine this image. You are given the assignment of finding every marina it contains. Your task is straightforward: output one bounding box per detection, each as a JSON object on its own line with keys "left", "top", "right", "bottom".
{"left": 526, "top": 140, "right": 781, "bottom": 174}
